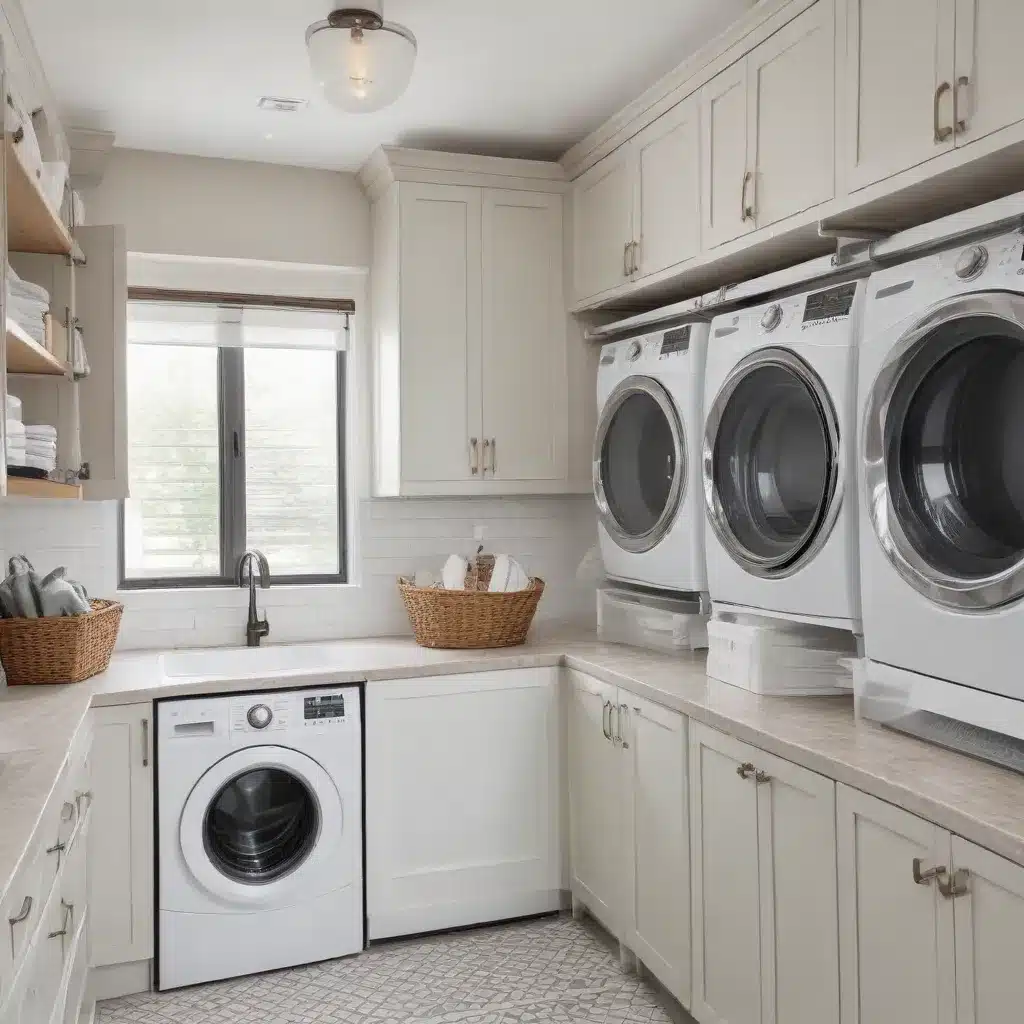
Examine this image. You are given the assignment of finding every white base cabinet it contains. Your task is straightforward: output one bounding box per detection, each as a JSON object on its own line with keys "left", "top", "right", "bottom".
{"left": 365, "top": 669, "right": 564, "bottom": 940}
{"left": 568, "top": 672, "right": 691, "bottom": 1008}
{"left": 837, "top": 784, "right": 1024, "bottom": 1024}
{"left": 88, "top": 705, "right": 153, "bottom": 970}
{"left": 690, "top": 722, "right": 839, "bottom": 1024}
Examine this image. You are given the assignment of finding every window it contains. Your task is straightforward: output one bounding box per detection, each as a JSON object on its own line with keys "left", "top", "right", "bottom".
{"left": 120, "top": 295, "right": 348, "bottom": 587}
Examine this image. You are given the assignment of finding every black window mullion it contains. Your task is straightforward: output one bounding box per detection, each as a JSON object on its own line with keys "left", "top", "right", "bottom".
{"left": 218, "top": 346, "right": 247, "bottom": 581}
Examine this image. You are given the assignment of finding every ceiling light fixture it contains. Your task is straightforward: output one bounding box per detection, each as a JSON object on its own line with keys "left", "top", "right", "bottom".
{"left": 306, "top": 2, "right": 417, "bottom": 114}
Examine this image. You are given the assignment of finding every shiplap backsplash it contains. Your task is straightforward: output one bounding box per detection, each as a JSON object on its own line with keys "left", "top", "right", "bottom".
{"left": 0, "top": 496, "right": 597, "bottom": 650}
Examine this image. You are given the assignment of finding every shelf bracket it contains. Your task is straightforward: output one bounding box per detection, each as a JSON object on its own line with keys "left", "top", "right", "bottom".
{"left": 817, "top": 223, "right": 889, "bottom": 267}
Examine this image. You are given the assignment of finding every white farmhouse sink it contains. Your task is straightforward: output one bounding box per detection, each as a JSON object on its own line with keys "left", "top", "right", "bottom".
{"left": 160, "top": 643, "right": 355, "bottom": 681}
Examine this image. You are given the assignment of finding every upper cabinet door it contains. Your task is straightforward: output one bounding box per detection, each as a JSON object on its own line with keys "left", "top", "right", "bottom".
{"left": 76, "top": 225, "right": 129, "bottom": 500}
{"left": 754, "top": 748, "right": 839, "bottom": 1024}
{"left": 952, "top": 0, "right": 1024, "bottom": 147}
{"left": 624, "top": 697, "right": 690, "bottom": 1007}
{"left": 951, "top": 836, "right": 1024, "bottom": 1024}
{"left": 632, "top": 96, "right": 701, "bottom": 279}
{"left": 689, "top": 723, "right": 762, "bottom": 1024}
{"left": 701, "top": 60, "right": 752, "bottom": 249}
{"left": 571, "top": 149, "right": 633, "bottom": 303}
{"left": 480, "top": 189, "right": 567, "bottom": 483}
{"left": 398, "top": 182, "right": 482, "bottom": 484}
{"left": 836, "top": 784, "right": 956, "bottom": 1024}
{"left": 845, "top": 0, "right": 955, "bottom": 191}
{"left": 747, "top": 0, "right": 836, "bottom": 229}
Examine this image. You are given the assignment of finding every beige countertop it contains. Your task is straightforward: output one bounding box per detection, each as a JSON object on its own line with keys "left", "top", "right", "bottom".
{"left": 3, "top": 632, "right": 1024, "bottom": 901}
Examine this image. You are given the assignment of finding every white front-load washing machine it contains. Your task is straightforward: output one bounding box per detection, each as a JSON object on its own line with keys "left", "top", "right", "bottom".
{"left": 858, "top": 228, "right": 1024, "bottom": 744}
{"left": 702, "top": 279, "right": 866, "bottom": 630}
{"left": 595, "top": 319, "right": 710, "bottom": 594}
{"left": 157, "top": 685, "right": 363, "bottom": 990}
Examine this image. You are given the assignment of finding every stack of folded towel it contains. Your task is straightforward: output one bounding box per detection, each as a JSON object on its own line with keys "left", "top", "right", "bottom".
{"left": 6, "top": 393, "right": 25, "bottom": 469}
{"left": 0, "top": 556, "right": 90, "bottom": 618}
{"left": 6, "top": 267, "right": 50, "bottom": 345}
{"left": 24, "top": 424, "right": 57, "bottom": 474}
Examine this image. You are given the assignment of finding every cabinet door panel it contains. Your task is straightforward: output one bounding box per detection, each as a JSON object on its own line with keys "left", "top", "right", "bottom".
{"left": 748, "top": 0, "right": 835, "bottom": 228}
{"left": 568, "top": 671, "right": 622, "bottom": 936}
{"left": 633, "top": 97, "right": 700, "bottom": 278}
{"left": 481, "top": 190, "right": 566, "bottom": 482}
{"left": 626, "top": 697, "right": 690, "bottom": 1006}
{"left": 690, "top": 723, "right": 761, "bottom": 1024}
{"left": 399, "top": 182, "right": 482, "bottom": 483}
{"left": 701, "top": 61, "right": 751, "bottom": 249}
{"left": 951, "top": 836, "right": 1024, "bottom": 1024}
{"left": 845, "top": 0, "right": 954, "bottom": 190}
{"left": 366, "top": 669, "right": 562, "bottom": 939}
{"left": 89, "top": 704, "right": 154, "bottom": 966}
{"left": 755, "top": 749, "right": 838, "bottom": 1024}
{"left": 953, "top": 0, "right": 1024, "bottom": 146}
{"left": 572, "top": 150, "right": 632, "bottom": 303}
{"left": 836, "top": 785, "right": 955, "bottom": 1024}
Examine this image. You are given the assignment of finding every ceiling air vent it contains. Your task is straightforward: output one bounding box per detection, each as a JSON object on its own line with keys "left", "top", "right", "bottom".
{"left": 257, "top": 96, "right": 308, "bottom": 112}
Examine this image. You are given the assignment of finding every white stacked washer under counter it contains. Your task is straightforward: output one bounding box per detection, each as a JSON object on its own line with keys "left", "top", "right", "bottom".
{"left": 4, "top": 637, "right": 1024, "bottom": 1022}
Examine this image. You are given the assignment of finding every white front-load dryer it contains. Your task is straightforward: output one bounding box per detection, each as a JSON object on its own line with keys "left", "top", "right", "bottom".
{"left": 857, "top": 228, "right": 1024, "bottom": 742}
{"left": 157, "top": 686, "right": 363, "bottom": 990}
{"left": 595, "top": 320, "right": 709, "bottom": 594}
{"left": 703, "top": 279, "right": 866, "bottom": 630}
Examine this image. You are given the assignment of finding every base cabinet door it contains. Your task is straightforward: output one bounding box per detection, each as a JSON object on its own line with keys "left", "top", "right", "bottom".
{"left": 755, "top": 749, "right": 839, "bottom": 1024}
{"left": 624, "top": 696, "right": 690, "bottom": 1006}
{"left": 837, "top": 784, "right": 955, "bottom": 1024}
{"left": 568, "top": 671, "right": 623, "bottom": 936}
{"left": 89, "top": 704, "right": 154, "bottom": 968}
{"left": 366, "top": 669, "right": 563, "bottom": 940}
{"left": 951, "top": 836, "right": 1024, "bottom": 1023}
{"left": 690, "top": 724, "right": 762, "bottom": 1024}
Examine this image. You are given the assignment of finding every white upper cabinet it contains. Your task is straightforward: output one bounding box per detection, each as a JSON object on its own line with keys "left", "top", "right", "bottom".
{"left": 366, "top": 152, "right": 574, "bottom": 497}
{"left": 481, "top": 189, "right": 567, "bottom": 483}
{"left": 746, "top": 0, "right": 835, "bottom": 226}
{"left": 571, "top": 149, "right": 633, "bottom": 303}
{"left": 845, "top": 0, "right": 955, "bottom": 190}
{"left": 632, "top": 95, "right": 701, "bottom": 279}
{"left": 952, "top": 0, "right": 1024, "bottom": 146}
{"left": 701, "top": 61, "right": 752, "bottom": 250}
{"left": 703, "top": 0, "right": 836, "bottom": 246}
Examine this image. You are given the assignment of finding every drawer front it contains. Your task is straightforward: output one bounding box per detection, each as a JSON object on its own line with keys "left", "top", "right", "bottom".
{"left": 0, "top": 851, "right": 42, "bottom": 1003}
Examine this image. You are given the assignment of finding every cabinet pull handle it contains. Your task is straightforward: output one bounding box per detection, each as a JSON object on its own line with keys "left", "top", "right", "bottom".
{"left": 754, "top": 769, "right": 771, "bottom": 785}
{"left": 623, "top": 241, "right": 631, "bottom": 278}
{"left": 627, "top": 241, "right": 640, "bottom": 276}
{"left": 938, "top": 867, "right": 970, "bottom": 899}
{"left": 46, "top": 841, "right": 66, "bottom": 856}
{"left": 912, "top": 858, "right": 945, "bottom": 885}
{"left": 736, "top": 761, "right": 755, "bottom": 780}
{"left": 489, "top": 438, "right": 497, "bottom": 475}
{"left": 8, "top": 896, "right": 31, "bottom": 926}
{"left": 954, "top": 75, "right": 969, "bottom": 134}
{"left": 469, "top": 437, "right": 479, "bottom": 475}
{"left": 142, "top": 718, "right": 150, "bottom": 768}
{"left": 741, "top": 170, "right": 755, "bottom": 221}
{"left": 601, "top": 700, "right": 611, "bottom": 740}
{"left": 934, "top": 81, "right": 953, "bottom": 142}
{"left": 481, "top": 438, "right": 491, "bottom": 476}
{"left": 618, "top": 703, "right": 629, "bottom": 749}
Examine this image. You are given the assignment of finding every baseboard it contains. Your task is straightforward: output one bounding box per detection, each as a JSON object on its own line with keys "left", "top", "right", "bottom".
{"left": 87, "top": 960, "right": 152, "bottom": 1003}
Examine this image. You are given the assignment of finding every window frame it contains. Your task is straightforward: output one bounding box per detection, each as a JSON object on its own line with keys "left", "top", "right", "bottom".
{"left": 118, "top": 293, "right": 349, "bottom": 590}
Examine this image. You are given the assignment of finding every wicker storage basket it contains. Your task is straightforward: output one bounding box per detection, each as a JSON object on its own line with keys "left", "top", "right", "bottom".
{"left": 398, "top": 578, "right": 545, "bottom": 650}
{"left": 0, "top": 599, "right": 123, "bottom": 685}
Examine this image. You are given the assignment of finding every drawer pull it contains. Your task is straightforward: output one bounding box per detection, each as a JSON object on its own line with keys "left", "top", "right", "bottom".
{"left": 8, "top": 896, "right": 31, "bottom": 925}
{"left": 46, "top": 841, "right": 66, "bottom": 856}
{"left": 736, "top": 762, "right": 755, "bottom": 780}
{"left": 912, "top": 858, "right": 945, "bottom": 885}
{"left": 47, "top": 900, "right": 74, "bottom": 940}
{"left": 754, "top": 769, "right": 771, "bottom": 785}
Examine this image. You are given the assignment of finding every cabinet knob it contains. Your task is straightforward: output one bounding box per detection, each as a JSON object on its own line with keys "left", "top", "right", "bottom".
{"left": 736, "top": 762, "right": 755, "bottom": 780}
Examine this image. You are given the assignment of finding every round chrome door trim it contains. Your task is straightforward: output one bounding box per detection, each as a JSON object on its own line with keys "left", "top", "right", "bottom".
{"left": 593, "top": 375, "right": 685, "bottom": 554}
{"left": 703, "top": 347, "right": 843, "bottom": 579}
{"left": 179, "top": 745, "right": 344, "bottom": 908}
{"left": 863, "top": 290, "right": 1024, "bottom": 610}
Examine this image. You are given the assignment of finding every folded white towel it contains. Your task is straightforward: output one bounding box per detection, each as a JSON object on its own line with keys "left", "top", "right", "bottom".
{"left": 6, "top": 394, "right": 22, "bottom": 422}
{"left": 24, "top": 452, "right": 55, "bottom": 472}
{"left": 26, "top": 443, "right": 57, "bottom": 458}
{"left": 6, "top": 267, "right": 50, "bottom": 304}
{"left": 6, "top": 450, "right": 26, "bottom": 467}
{"left": 6, "top": 419, "right": 25, "bottom": 437}
{"left": 24, "top": 424, "right": 57, "bottom": 439}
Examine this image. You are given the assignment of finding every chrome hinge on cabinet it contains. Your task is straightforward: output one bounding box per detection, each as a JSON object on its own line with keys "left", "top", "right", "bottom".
{"left": 938, "top": 868, "right": 970, "bottom": 899}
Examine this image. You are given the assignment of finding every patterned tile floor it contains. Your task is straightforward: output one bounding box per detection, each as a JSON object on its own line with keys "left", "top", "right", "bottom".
{"left": 97, "top": 914, "right": 693, "bottom": 1024}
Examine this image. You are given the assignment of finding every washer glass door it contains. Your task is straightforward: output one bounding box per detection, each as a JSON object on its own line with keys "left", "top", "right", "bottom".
{"left": 704, "top": 349, "right": 840, "bottom": 576}
{"left": 864, "top": 294, "right": 1024, "bottom": 608}
{"left": 595, "top": 377, "right": 685, "bottom": 554}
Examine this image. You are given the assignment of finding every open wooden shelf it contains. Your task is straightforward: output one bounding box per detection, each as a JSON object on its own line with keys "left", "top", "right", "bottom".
{"left": 6, "top": 318, "right": 66, "bottom": 375}
{"left": 6, "top": 134, "right": 74, "bottom": 256}
{"left": 6, "top": 477, "right": 81, "bottom": 500}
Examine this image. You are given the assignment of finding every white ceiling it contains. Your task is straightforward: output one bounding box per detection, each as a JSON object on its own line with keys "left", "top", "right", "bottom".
{"left": 24, "top": 0, "right": 753, "bottom": 172}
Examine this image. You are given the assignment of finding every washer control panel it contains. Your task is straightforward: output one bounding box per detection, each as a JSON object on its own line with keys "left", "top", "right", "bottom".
{"left": 303, "top": 692, "right": 347, "bottom": 725}
{"left": 230, "top": 694, "right": 292, "bottom": 733}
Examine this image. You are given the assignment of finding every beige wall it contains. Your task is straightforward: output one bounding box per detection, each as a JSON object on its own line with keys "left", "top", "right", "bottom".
{"left": 84, "top": 148, "right": 370, "bottom": 267}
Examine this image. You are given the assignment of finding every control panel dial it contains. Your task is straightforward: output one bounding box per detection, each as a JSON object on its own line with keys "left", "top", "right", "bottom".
{"left": 955, "top": 244, "right": 989, "bottom": 280}
{"left": 246, "top": 704, "right": 273, "bottom": 730}
{"left": 760, "top": 304, "right": 783, "bottom": 332}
